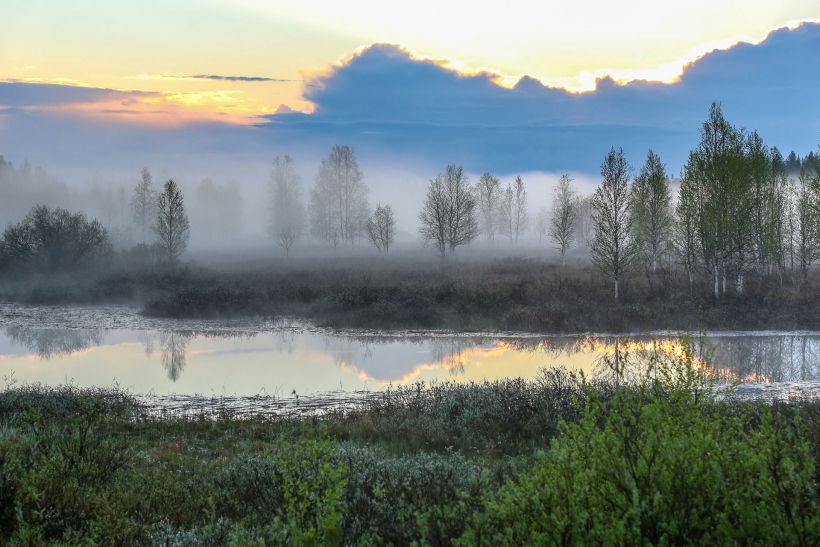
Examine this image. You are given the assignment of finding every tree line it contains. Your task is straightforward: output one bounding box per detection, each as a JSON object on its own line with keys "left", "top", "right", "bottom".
{"left": 582, "top": 104, "right": 818, "bottom": 301}
{"left": 1, "top": 103, "right": 818, "bottom": 297}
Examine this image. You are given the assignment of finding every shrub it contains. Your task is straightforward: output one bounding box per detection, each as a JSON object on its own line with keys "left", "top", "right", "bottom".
{"left": 208, "top": 431, "right": 347, "bottom": 545}
{"left": 461, "top": 345, "right": 820, "bottom": 545}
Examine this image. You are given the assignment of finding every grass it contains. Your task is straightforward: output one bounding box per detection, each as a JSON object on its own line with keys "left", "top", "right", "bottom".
{"left": 2, "top": 256, "right": 819, "bottom": 333}
{"left": 1, "top": 343, "right": 818, "bottom": 545}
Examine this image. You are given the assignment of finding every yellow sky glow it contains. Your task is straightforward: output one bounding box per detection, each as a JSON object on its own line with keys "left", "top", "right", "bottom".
{"left": 1, "top": 0, "right": 817, "bottom": 123}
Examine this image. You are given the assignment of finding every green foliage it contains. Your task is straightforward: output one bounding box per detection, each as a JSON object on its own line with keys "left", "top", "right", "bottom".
{"left": 462, "top": 345, "right": 820, "bottom": 545}
{"left": 339, "top": 445, "right": 500, "bottom": 545}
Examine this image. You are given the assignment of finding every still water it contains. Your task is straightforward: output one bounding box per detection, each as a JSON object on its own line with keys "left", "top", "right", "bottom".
{"left": 0, "top": 304, "right": 818, "bottom": 398}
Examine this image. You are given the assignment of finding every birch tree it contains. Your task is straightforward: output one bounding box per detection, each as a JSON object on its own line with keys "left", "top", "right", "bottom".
{"left": 132, "top": 167, "right": 157, "bottom": 243}
{"left": 366, "top": 203, "right": 396, "bottom": 254}
{"left": 419, "top": 164, "right": 477, "bottom": 255}
{"left": 549, "top": 173, "right": 577, "bottom": 266}
{"left": 630, "top": 150, "right": 673, "bottom": 274}
{"left": 155, "top": 179, "right": 190, "bottom": 263}
{"left": 476, "top": 172, "right": 501, "bottom": 242}
{"left": 512, "top": 175, "right": 528, "bottom": 243}
{"left": 591, "top": 147, "right": 635, "bottom": 302}
{"left": 535, "top": 207, "right": 549, "bottom": 244}
{"left": 796, "top": 169, "right": 819, "bottom": 277}
{"left": 269, "top": 155, "right": 305, "bottom": 257}
{"left": 310, "top": 145, "right": 368, "bottom": 246}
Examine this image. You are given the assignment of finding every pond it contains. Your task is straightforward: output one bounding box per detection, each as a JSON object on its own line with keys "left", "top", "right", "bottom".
{"left": 0, "top": 304, "right": 818, "bottom": 405}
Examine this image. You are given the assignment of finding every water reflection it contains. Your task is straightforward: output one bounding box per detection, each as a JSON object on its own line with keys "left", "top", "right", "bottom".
{"left": 3, "top": 325, "right": 105, "bottom": 359}
{"left": 159, "top": 332, "right": 189, "bottom": 381}
{"left": 0, "top": 323, "right": 817, "bottom": 395}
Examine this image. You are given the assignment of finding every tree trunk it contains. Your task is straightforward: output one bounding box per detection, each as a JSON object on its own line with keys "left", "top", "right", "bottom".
{"left": 735, "top": 271, "right": 744, "bottom": 294}
{"left": 713, "top": 268, "right": 720, "bottom": 300}
{"left": 614, "top": 278, "right": 619, "bottom": 303}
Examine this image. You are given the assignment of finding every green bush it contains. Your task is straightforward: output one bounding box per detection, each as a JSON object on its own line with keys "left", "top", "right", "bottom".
{"left": 339, "top": 445, "right": 501, "bottom": 545}
{"left": 462, "top": 346, "right": 820, "bottom": 545}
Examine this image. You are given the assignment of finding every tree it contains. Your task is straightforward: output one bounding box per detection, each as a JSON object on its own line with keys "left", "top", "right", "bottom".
{"left": 419, "top": 164, "right": 477, "bottom": 255}
{"left": 796, "top": 169, "right": 819, "bottom": 277}
{"left": 676, "top": 169, "right": 700, "bottom": 289}
{"left": 630, "top": 150, "right": 673, "bottom": 275}
{"left": 475, "top": 172, "right": 502, "bottom": 241}
{"left": 591, "top": 147, "right": 636, "bottom": 303}
{"left": 0, "top": 205, "right": 110, "bottom": 272}
{"left": 132, "top": 167, "right": 157, "bottom": 243}
{"left": 155, "top": 179, "right": 190, "bottom": 263}
{"left": 549, "top": 174, "right": 578, "bottom": 266}
{"left": 310, "top": 145, "right": 368, "bottom": 246}
{"left": 575, "top": 195, "right": 595, "bottom": 249}
{"left": 498, "top": 183, "right": 514, "bottom": 241}
{"left": 682, "top": 103, "right": 751, "bottom": 298}
{"left": 419, "top": 174, "right": 448, "bottom": 255}
{"left": 269, "top": 155, "right": 305, "bottom": 257}
{"left": 535, "top": 207, "right": 549, "bottom": 244}
{"left": 366, "top": 203, "right": 396, "bottom": 254}
{"left": 512, "top": 175, "right": 528, "bottom": 243}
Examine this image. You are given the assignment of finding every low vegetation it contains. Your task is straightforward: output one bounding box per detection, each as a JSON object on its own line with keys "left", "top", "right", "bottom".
{"left": 3, "top": 255, "right": 818, "bottom": 333}
{"left": 1, "top": 345, "right": 818, "bottom": 544}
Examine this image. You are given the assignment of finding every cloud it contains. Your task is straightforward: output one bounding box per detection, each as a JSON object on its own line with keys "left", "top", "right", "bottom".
{"left": 191, "top": 74, "right": 298, "bottom": 83}
{"left": 0, "top": 23, "right": 817, "bottom": 180}
{"left": 137, "top": 73, "right": 300, "bottom": 83}
{"left": 0, "top": 82, "right": 156, "bottom": 107}
{"left": 260, "top": 22, "right": 820, "bottom": 172}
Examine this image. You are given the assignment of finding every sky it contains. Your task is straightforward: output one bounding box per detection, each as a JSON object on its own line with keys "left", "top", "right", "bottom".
{"left": 0, "top": 0, "right": 818, "bottom": 178}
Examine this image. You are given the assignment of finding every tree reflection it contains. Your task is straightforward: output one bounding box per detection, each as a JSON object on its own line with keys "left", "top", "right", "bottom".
{"left": 159, "top": 332, "right": 190, "bottom": 382}
{"left": 3, "top": 325, "right": 105, "bottom": 359}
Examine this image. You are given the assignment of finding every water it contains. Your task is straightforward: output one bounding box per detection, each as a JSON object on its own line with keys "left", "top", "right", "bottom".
{"left": 0, "top": 304, "right": 818, "bottom": 404}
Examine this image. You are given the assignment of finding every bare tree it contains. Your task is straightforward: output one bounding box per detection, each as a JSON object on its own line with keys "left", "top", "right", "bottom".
{"left": 419, "top": 164, "right": 477, "bottom": 255}
{"left": 475, "top": 172, "right": 501, "bottom": 241}
{"left": 512, "top": 175, "right": 528, "bottom": 243}
{"left": 498, "top": 183, "right": 514, "bottom": 241}
{"left": 549, "top": 174, "right": 578, "bottom": 266}
{"left": 269, "top": 155, "right": 305, "bottom": 257}
{"left": 419, "top": 175, "right": 448, "bottom": 255}
{"left": 575, "top": 195, "right": 595, "bottom": 249}
{"left": 366, "top": 203, "right": 396, "bottom": 254}
{"left": 591, "top": 147, "right": 636, "bottom": 302}
{"left": 443, "top": 164, "right": 478, "bottom": 253}
{"left": 310, "top": 145, "right": 368, "bottom": 246}
{"left": 535, "top": 206, "right": 549, "bottom": 243}
{"left": 132, "top": 167, "right": 157, "bottom": 243}
{"left": 0, "top": 205, "right": 110, "bottom": 272}
{"left": 155, "top": 179, "right": 190, "bottom": 264}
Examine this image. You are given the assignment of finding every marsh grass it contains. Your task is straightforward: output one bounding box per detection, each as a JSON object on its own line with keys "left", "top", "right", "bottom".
{"left": 0, "top": 342, "right": 818, "bottom": 545}
{"left": 3, "top": 257, "right": 819, "bottom": 332}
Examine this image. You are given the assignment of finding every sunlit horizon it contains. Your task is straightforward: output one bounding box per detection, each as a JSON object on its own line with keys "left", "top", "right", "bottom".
{"left": 2, "top": 0, "right": 818, "bottom": 124}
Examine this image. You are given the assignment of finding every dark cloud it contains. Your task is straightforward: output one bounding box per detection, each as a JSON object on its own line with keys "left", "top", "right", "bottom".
{"left": 189, "top": 74, "right": 299, "bottom": 82}
{"left": 261, "top": 23, "right": 820, "bottom": 172}
{"left": 0, "top": 82, "right": 156, "bottom": 107}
